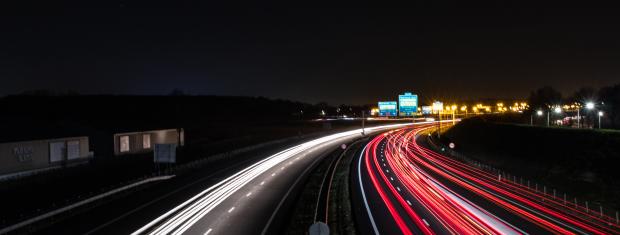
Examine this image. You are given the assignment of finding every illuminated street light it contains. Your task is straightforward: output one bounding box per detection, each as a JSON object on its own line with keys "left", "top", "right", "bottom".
{"left": 598, "top": 111, "right": 604, "bottom": 129}
{"left": 586, "top": 102, "right": 595, "bottom": 110}
{"left": 554, "top": 106, "right": 562, "bottom": 114}
{"left": 532, "top": 110, "right": 543, "bottom": 126}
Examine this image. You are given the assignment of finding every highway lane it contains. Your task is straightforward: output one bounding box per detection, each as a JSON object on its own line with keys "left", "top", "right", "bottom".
{"left": 355, "top": 125, "right": 620, "bottom": 235}
{"left": 30, "top": 124, "right": 410, "bottom": 235}
{"left": 129, "top": 123, "right": 416, "bottom": 235}
{"left": 32, "top": 135, "right": 326, "bottom": 235}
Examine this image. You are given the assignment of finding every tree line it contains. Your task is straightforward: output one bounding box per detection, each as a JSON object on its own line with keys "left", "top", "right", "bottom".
{"left": 528, "top": 83, "right": 620, "bottom": 128}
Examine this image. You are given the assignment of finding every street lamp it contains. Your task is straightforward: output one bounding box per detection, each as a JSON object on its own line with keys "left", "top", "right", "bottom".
{"left": 584, "top": 102, "right": 596, "bottom": 128}
{"left": 532, "top": 110, "right": 543, "bottom": 126}
{"left": 598, "top": 111, "right": 604, "bottom": 129}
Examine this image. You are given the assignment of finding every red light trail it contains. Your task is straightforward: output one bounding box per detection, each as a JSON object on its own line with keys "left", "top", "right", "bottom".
{"left": 359, "top": 124, "right": 620, "bottom": 234}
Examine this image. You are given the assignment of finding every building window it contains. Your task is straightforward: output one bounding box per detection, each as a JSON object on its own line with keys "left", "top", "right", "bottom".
{"left": 143, "top": 134, "right": 151, "bottom": 149}
{"left": 120, "top": 136, "right": 130, "bottom": 153}
{"left": 67, "top": 140, "right": 80, "bottom": 160}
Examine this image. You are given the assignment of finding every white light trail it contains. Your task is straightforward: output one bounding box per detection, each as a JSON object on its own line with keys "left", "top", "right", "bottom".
{"left": 132, "top": 123, "right": 420, "bottom": 235}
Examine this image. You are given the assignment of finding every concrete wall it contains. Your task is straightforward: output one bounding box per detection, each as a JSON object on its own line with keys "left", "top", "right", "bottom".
{"left": 0, "top": 137, "right": 90, "bottom": 175}
{"left": 113, "top": 129, "right": 183, "bottom": 156}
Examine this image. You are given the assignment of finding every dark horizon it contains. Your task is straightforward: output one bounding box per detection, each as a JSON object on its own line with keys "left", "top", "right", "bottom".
{"left": 2, "top": 3, "right": 619, "bottom": 104}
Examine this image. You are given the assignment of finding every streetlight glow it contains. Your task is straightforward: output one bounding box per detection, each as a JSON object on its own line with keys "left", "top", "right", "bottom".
{"left": 586, "top": 102, "right": 595, "bottom": 110}
{"left": 537, "top": 110, "right": 543, "bottom": 116}
{"left": 554, "top": 106, "right": 562, "bottom": 114}
{"left": 599, "top": 111, "right": 604, "bottom": 116}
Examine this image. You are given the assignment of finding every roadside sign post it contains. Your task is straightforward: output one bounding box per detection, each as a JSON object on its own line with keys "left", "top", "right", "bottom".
{"left": 154, "top": 144, "right": 177, "bottom": 174}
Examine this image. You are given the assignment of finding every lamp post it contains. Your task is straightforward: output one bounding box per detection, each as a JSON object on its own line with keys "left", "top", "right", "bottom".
{"left": 535, "top": 110, "right": 543, "bottom": 126}
{"left": 361, "top": 110, "right": 365, "bottom": 135}
{"left": 452, "top": 105, "right": 456, "bottom": 125}
{"left": 553, "top": 106, "right": 562, "bottom": 126}
{"left": 598, "top": 111, "right": 604, "bottom": 129}
{"left": 577, "top": 107, "right": 580, "bottom": 128}
{"left": 438, "top": 110, "right": 442, "bottom": 139}
{"left": 586, "top": 102, "right": 595, "bottom": 128}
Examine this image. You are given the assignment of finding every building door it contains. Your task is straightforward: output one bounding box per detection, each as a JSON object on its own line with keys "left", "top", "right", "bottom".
{"left": 67, "top": 140, "right": 80, "bottom": 160}
{"left": 50, "top": 142, "right": 66, "bottom": 163}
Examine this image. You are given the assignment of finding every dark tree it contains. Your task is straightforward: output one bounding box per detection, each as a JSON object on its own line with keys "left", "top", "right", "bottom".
{"left": 169, "top": 89, "right": 187, "bottom": 96}
{"left": 528, "top": 86, "right": 562, "bottom": 110}
{"left": 569, "top": 87, "right": 597, "bottom": 104}
{"left": 599, "top": 84, "right": 620, "bottom": 128}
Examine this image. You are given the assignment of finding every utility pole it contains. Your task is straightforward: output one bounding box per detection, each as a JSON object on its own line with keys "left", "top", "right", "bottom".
{"left": 547, "top": 111, "right": 550, "bottom": 127}
{"left": 577, "top": 108, "right": 580, "bottom": 128}
{"left": 452, "top": 110, "right": 456, "bottom": 125}
{"left": 438, "top": 111, "right": 442, "bottom": 139}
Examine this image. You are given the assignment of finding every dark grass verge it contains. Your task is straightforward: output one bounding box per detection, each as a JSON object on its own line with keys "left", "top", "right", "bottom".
{"left": 284, "top": 148, "right": 344, "bottom": 235}
{"left": 327, "top": 140, "right": 366, "bottom": 235}
{"left": 440, "top": 117, "right": 620, "bottom": 212}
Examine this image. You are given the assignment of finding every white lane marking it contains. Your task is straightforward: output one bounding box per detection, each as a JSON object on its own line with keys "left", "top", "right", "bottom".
{"left": 386, "top": 169, "right": 389, "bottom": 173}
{"left": 260, "top": 181, "right": 265, "bottom": 185}
{"left": 357, "top": 144, "right": 380, "bottom": 235}
{"left": 204, "top": 228, "right": 212, "bottom": 235}
{"left": 406, "top": 200, "right": 412, "bottom": 206}
{"left": 396, "top": 187, "right": 401, "bottom": 192}
{"left": 390, "top": 177, "right": 394, "bottom": 181}
{"left": 133, "top": 123, "right": 418, "bottom": 235}
{"left": 423, "top": 219, "right": 430, "bottom": 226}
{"left": 272, "top": 173, "right": 276, "bottom": 176}
{"left": 228, "top": 207, "right": 235, "bottom": 213}
{"left": 246, "top": 192, "right": 252, "bottom": 197}
{"left": 281, "top": 167, "right": 285, "bottom": 170}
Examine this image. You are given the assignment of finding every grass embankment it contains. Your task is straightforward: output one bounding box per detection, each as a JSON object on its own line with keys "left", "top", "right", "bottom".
{"left": 441, "top": 117, "right": 620, "bottom": 211}
{"left": 327, "top": 141, "right": 360, "bottom": 235}
{"left": 285, "top": 149, "right": 342, "bottom": 234}
{"left": 285, "top": 140, "right": 363, "bottom": 235}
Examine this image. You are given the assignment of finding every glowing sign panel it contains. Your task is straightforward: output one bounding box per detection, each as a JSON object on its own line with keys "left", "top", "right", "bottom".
{"left": 421, "top": 106, "right": 432, "bottom": 115}
{"left": 398, "top": 92, "right": 418, "bottom": 116}
{"left": 432, "top": 101, "right": 444, "bottom": 112}
{"left": 378, "top": 101, "right": 397, "bottom": 116}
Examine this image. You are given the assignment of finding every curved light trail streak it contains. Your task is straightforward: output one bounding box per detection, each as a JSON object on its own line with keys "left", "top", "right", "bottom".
{"left": 132, "top": 123, "right": 418, "bottom": 235}
{"left": 359, "top": 124, "right": 620, "bottom": 235}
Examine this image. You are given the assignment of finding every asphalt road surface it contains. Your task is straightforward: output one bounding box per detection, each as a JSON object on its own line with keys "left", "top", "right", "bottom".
{"left": 353, "top": 124, "right": 620, "bottom": 235}
{"left": 31, "top": 123, "right": 412, "bottom": 235}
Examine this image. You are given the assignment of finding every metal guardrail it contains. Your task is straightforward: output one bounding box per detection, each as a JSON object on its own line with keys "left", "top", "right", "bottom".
{"left": 425, "top": 131, "right": 620, "bottom": 226}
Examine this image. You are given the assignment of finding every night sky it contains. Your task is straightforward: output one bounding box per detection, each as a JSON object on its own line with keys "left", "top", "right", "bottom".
{"left": 1, "top": 2, "right": 619, "bottom": 105}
